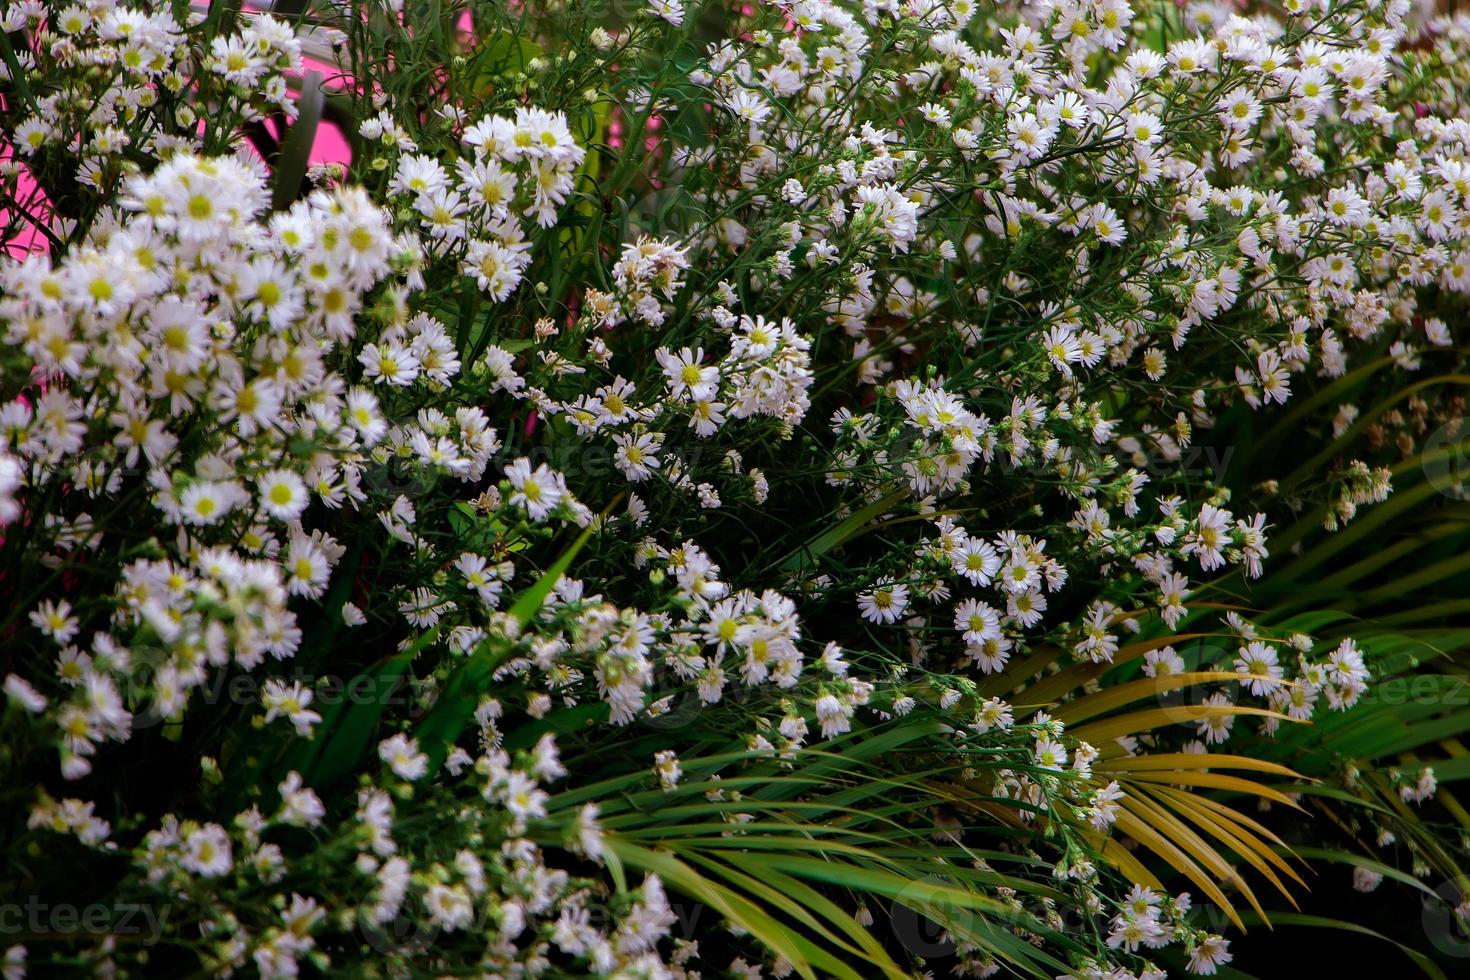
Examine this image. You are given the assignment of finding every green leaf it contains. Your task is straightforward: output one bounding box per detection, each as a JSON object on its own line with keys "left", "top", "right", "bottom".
{"left": 415, "top": 518, "right": 602, "bottom": 771}
{"left": 1288, "top": 846, "right": 1442, "bottom": 899}
{"left": 603, "top": 838, "right": 828, "bottom": 980}
{"left": 299, "top": 626, "right": 440, "bottom": 786}
{"left": 271, "top": 70, "right": 325, "bottom": 211}
{"left": 777, "top": 487, "right": 909, "bottom": 575}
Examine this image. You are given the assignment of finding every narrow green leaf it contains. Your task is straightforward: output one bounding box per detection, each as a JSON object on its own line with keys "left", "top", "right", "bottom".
{"left": 271, "top": 70, "right": 325, "bottom": 211}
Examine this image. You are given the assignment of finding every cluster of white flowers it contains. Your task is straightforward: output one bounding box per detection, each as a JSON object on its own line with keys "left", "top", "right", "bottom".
{"left": 605, "top": 237, "right": 692, "bottom": 328}
{"left": 391, "top": 107, "right": 585, "bottom": 300}
{"left": 2, "top": 3, "right": 300, "bottom": 218}
{"left": 5, "top": 0, "right": 1470, "bottom": 975}
{"left": 0, "top": 155, "right": 405, "bottom": 776}
{"left": 675, "top": 0, "right": 1470, "bottom": 504}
